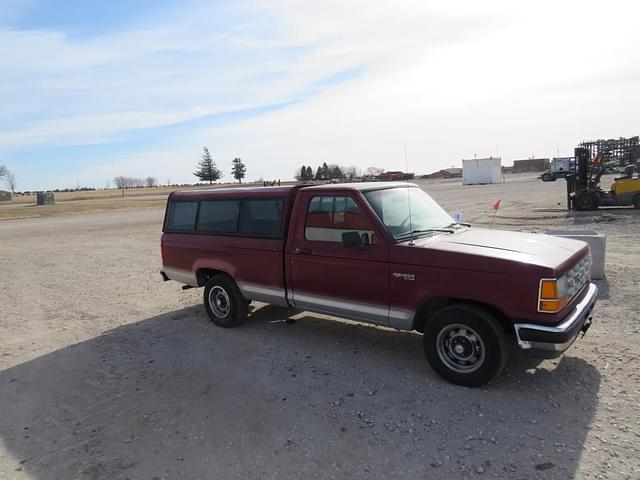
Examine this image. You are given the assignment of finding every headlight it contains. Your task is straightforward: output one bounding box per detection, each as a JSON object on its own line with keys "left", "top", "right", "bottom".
{"left": 538, "top": 276, "right": 568, "bottom": 313}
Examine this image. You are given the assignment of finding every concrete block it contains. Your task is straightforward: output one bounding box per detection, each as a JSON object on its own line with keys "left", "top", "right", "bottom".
{"left": 545, "top": 229, "right": 606, "bottom": 280}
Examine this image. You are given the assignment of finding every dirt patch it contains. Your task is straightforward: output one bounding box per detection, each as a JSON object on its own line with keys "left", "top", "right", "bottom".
{"left": 1, "top": 176, "right": 639, "bottom": 479}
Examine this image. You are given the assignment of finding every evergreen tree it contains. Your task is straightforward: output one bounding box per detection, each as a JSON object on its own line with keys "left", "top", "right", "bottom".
{"left": 305, "top": 166, "right": 313, "bottom": 180}
{"left": 231, "top": 157, "right": 247, "bottom": 183}
{"left": 296, "top": 165, "right": 307, "bottom": 181}
{"left": 321, "top": 162, "right": 329, "bottom": 180}
{"left": 315, "top": 166, "right": 323, "bottom": 180}
{"left": 194, "top": 147, "right": 222, "bottom": 184}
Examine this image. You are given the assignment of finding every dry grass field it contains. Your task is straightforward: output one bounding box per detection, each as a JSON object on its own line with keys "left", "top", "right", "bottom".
{"left": 0, "top": 182, "right": 293, "bottom": 220}
{"left": 1, "top": 174, "right": 639, "bottom": 480}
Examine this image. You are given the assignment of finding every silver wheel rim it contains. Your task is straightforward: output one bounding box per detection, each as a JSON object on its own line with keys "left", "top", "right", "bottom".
{"left": 436, "top": 323, "right": 485, "bottom": 374}
{"left": 208, "top": 286, "right": 231, "bottom": 318}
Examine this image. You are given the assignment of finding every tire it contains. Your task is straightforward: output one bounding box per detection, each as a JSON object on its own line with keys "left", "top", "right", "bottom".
{"left": 423, "top": 304, "right": 508, "bottom": 387}
{"left": 633, "top": 194, "right": 640, "bottom": 209}
{"left": 541, "top": 173, "right": 552, "bottom": 182}
{"left": 203, "top": 274, "right": 248, "bottom": 327}
{"left": 575, "top": 192, "right": 599, "bottom": 211}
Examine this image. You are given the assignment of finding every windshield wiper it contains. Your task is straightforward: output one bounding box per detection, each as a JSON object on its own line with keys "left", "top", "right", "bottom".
{"left": 445, "top": 222, "right": 471, "bottom": 228}
{"left": 395, "top": 228, "right": 455, "bottom": 241}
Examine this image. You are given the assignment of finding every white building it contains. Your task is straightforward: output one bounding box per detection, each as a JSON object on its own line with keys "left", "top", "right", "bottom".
{"left": 462, "top": 157, "right": 502, "bottom": 185}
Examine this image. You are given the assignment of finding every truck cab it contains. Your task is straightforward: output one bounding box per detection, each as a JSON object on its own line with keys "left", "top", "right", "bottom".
{"left": 540, "top": 157, "right": 572, "bottom": 182}
{"left": 161, "top": 183, "right": 597, "bottom": 386}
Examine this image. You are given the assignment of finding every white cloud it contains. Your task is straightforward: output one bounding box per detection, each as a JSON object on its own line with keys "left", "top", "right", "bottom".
{"left": 2, "top": 0, "right": 640, "bottom": 188}
{"left": 193, "top": 0, "right": 640, "bottom": 179}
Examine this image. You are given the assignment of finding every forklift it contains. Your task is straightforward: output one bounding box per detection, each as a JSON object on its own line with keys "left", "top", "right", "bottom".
{"left": 566, "top": 146, "right": 640, "bottom": 211}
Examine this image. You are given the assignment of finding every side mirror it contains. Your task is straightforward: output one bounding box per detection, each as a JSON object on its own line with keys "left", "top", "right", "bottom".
{"left": 360, "top": 232, "right": 370, "bottom": 248}
{"left": 342, "top": 231, "right": 370, "bottom": 249}
{"left": 342, "top": 231, "right": 361, "bottom": 247}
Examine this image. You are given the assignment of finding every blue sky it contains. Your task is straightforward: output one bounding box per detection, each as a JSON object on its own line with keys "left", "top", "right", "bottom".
{"left": 1, "top": 0, "right": 639, "bottom": 190}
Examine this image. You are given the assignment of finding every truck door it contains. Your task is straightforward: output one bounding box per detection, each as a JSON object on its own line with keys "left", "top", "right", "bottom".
{"left": 286, "top": 191, "right": 390, "bottom": 325}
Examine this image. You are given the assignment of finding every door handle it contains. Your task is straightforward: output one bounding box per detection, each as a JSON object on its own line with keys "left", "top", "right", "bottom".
{"left": 295, "top": 247, "right": 313, "bottom": 255}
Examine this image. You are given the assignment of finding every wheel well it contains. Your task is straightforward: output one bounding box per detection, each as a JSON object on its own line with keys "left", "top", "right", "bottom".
{"left": 196, "top": 268, "right": 227, "bottom": 287}
{"left": 413, "top": 297, "right": 514, "bottom": 336}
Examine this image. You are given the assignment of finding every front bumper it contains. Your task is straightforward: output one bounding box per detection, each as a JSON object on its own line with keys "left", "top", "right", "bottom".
{"left": 514, "top": 283, "right": 597, "bottom": 357}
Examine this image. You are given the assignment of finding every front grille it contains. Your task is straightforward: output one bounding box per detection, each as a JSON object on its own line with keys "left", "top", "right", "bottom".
{"left": 566, "top": 255, "right": 591, "bottom": 300}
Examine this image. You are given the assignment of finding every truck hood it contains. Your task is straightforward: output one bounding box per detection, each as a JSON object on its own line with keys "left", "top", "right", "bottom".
{"left": 409, "top": 227, "right": 588, "bottom": 273}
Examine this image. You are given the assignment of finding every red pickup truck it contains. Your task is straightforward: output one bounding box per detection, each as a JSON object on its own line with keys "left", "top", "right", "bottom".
{"left": 161, "top": 182, "right": 597, "bottom": 386}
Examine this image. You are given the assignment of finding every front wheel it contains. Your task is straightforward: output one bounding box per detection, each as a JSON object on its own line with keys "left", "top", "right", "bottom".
{"left": 632, "top": 194, "right": 640, "bottom": 209}
{"left": 203, "top": 274, "right": 247, "bottom": 327}
{"left": 541, "top": 173, "right": 553, "bottom": 182}
{"left": 575, "top": 192, "right": 599, "bottom": 211}
{"left": 423, "top": 305, "right": 507, "bottom": 387}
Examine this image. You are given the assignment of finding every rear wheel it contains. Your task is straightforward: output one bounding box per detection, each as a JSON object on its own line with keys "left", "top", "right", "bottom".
{"left": 423, "top": 304, "right": 508, "bottom": 387}
{"left": 633, "top": 193, "right": 640, "bottom": 209}
{"left": 203, "top": 274, "right": 247, "bottom": 327}
{"left": 575, "top": 192, "right": 599, "bottom": 211}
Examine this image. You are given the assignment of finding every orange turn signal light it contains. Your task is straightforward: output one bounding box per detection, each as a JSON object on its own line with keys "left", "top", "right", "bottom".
{"left": 540, "top": 280, "right": 559, "bottom": 299}
{"left": 538, "top": 278, "right": 568, "bottom": 313}
{"left": 539, "top": 298, "right": 568, "bottom": 312}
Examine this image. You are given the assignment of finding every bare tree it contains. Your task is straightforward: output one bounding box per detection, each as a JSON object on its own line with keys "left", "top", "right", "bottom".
{"left": 365, "top": 166, "right": 385, "bottom": 176}
{"left": 113, "top": 176, "right": 145, "bottom": 189}
{"left": 113, "top": 176, "right": 127, "bottom": 189}
{"left": 6, "top": 171, "right": 17, "bottom": 194}
{"left": 343, "top": 165, "right": 361, "bottom": 181}
{"left": 145, "top": 177, "right": 158, "bottom": 188}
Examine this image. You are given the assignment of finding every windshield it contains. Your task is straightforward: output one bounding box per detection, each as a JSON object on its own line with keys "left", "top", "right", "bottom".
{"left": 364, "top": 187, "right": 453, "bottom": 241}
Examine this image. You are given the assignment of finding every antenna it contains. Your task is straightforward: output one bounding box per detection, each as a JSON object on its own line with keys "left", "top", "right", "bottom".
{"left": 404, "top": 141, "right": 415, "bottom": 246}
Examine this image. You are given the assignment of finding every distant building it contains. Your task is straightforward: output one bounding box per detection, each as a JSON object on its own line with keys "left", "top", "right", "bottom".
{"left": 512, "top": 158, "right": 550, "bottom": 173}
{"left": 421, "top": 167, "right": 462, "bottom": 179}
{"left": 0, "top": 190, "right": 12, "bottom": 202}
{"left": 375, "top": 171, "right": 415, "bottom": 181}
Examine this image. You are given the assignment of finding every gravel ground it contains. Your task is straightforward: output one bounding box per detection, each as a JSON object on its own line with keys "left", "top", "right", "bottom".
{"left": 1, "top": 174, "right": 639, "bottom": 480}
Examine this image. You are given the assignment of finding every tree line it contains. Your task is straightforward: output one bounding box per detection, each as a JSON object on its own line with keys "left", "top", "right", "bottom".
{"left": 194, "top": 146, "right": 246, "bottom": 184}
{"left": 113, "top": 176, "right": 159, "bottom": 189}
{"left": 111, "top": 147, "right": 247, "bottom": 191}
{"left": 296, "top": 163, "right": 361, "bottom": 182}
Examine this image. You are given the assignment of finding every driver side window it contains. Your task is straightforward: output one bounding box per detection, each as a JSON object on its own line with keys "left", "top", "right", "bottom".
{"left": 305, "top": 195, "right": 376, "bottom": 243}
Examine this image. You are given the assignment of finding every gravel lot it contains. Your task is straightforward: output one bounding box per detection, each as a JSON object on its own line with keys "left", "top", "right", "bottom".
{"left": 1, "top": 175, "right": 639, "bottom": 479}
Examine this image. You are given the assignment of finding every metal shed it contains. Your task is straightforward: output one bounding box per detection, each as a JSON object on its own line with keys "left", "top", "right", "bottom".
{"left": 37, "top": 192, "right": 55, "bottom": 205}
{"left": 462, "top": 157, "right": 502, "bottom": 185}
{"left": 0, "top": 190, "right": 11, "bottom": 202}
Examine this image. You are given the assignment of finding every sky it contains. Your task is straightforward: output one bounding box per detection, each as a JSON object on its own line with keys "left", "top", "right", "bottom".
{"left": 1, "top": 0, "right": 639, "bottom": 190}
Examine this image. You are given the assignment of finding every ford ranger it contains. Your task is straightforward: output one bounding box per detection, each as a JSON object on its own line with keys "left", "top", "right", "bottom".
{"left": 160, "top": 183, "right": 597, "bottom": 386}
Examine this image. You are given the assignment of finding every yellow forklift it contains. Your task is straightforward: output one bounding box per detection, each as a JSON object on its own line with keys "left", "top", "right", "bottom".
{"left": 566, "top": 147, "right": 640, "bottom": 211}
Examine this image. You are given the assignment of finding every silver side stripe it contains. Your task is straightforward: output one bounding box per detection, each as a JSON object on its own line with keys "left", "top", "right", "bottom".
{"left": 292, "top": 292, "right": 415, "bottom": 330}
{"left": 161, "top": 267, "right": 198, "bottom": 286}
{"left": 389, "top": 308, "right": 415, "bottom": 331}
{"left": 293, "top": 292, "right": 388, "bottom": 325}
{"left": 161, "top": 270, "right": 416, "bottom": 331}
{"left": 238, "top": 282, "right": 288, "bottom": 307}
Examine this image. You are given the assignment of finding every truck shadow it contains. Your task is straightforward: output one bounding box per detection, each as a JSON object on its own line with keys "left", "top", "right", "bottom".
{"left": 0, "top": 304, "right": 600, "bottom": 480}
